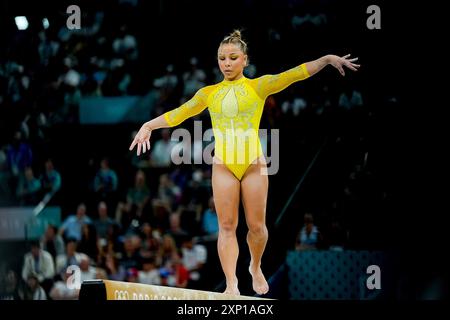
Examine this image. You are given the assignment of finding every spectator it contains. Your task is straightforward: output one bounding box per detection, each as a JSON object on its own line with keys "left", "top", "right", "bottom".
{"left": 118, "top": 235, "right": 142, "bottom": 271}
{"left": 57, "top": 62, "right": 82, "bottom": 124}
{"left": 182, "top": 57, "right": 206, "bottom": 97}
{"left": 94, "top": 201, "right": 116, "bottom": 239}
{"left": 93, "top": 158, "right": 119, "bottom": 205}
{"left": 77, "top": 223, "right": 99, "bottom": 261}
{"left": 338, "top": 87, "right": 363, "bottom": 110}
{"left": 21, "top": 241, "right": 55, "bottom": 292}
{"left": 281, "top": 96, "right": 307, "bottom": 116}
{"left": 125, "top": 267, "right": 139, "bottom": 283}
{"left": 49, "top": 270, "right": 79, "bottom": 300}
{"left": 40, "top": 224, "right": 65, "bottom": 263}
{"left": 153, "top": 64, "right": 178, "bottom": 97}
{"left": 103, "top": 253, "right": 126, "bottom": 281}
{"left": 139, "top": 222, "right": 160, "bottom": 254}
{"left": 295, "top": 213, "right": 322, "bottom": 251}
{"left": 59, "top": 203, "right": 92, "bottom": 241}
{"left": 16, "top": 166, "right": 42, "bottom": 205}
{"left": 115, "top": 170, "right": 150, "bottom": 229}
{"left": 164, "top": 250, "right": 189, "bottom": 288}
{"left": 138, "top": 256, "right": 161, "bottom": 285}
{"left": 180, "top": 235, "right": 207, "bottom": 289}
{"left": 79, "top": 254, "right": 98, "bottom": 282}
{"left": 149, "top": 129, "right": 177, "bottom": 168}
{"left": 181, "top": 169, "right": 208, "bottom": 223}
{"left": 40, "top": 158, "right": 62, "bottom": 198}
{"left": 155, "top": 173, "right": 181, "bottom": 209}
{"left": 6, "top": 130, "right": 33, "bottom": 179}
{"left": 168, "top": 213, "right": 189, "bottom": 247}
{"left": 112, "top": 24, "right": 138, "bottom": 61}
{"left": 0, "top": 146, "right": 12, "bottom": 202}
{"left": 21, "top": 274, "right": 47, "bottom": 300}
{"left": 6, "top": 130, "right": 33, "bottom": 195}
{"left": 0, "top": 270, "right": 21, "bottom": 300}
{"left": 158, "top": 234, "right": 178, "bottom": 268}
{"left": 37, "top": 30, "right": 60, "bottom": 67}
{"left": 55, "top": 238, "right": 84, "bottom": 275}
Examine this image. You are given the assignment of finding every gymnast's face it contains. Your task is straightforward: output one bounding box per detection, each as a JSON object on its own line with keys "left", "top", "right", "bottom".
{"left": 218, "top": 43, "right": 247, "bottom": 81}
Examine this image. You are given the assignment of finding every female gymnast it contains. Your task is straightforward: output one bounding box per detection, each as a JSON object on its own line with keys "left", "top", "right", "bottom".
{"left": 129, "top": 30, "right": 360, "bottom": 295}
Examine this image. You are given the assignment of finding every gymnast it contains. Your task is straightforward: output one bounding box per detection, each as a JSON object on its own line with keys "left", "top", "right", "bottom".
{"left": 129, "top": 30, "right": 359, "bottom": 295}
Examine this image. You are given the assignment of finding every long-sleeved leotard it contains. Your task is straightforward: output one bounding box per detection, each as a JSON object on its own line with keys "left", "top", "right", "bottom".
{"left": 163, "top": 63, "right": 310, "bottom": 180}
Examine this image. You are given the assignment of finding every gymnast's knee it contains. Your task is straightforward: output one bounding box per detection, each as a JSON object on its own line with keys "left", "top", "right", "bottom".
{"left": 247, "top": 223, "right": 268, "bottom": 237}
{"left": 219, "top": 221, "right": 238, "bottom": 236}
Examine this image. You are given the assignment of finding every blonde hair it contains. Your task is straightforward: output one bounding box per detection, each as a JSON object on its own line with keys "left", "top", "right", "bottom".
{"left": 220, "top": 29, "right": 248, "bottom": 56}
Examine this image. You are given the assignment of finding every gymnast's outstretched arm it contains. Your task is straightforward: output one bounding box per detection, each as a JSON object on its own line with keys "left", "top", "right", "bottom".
{"left": 251, "top": 54, "right": 360, "bottom": 99}
{"left": 129, "top": 87, "right": 209, "bottom": 156}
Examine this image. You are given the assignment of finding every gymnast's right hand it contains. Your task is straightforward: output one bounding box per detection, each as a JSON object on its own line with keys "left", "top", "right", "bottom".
{"left": 129, "top": 123, "right": 152, "bottom": 156}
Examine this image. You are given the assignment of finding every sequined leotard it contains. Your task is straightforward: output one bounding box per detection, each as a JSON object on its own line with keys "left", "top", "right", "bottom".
{"left": 163, "top": 63, "right": 310, "bottom": 180}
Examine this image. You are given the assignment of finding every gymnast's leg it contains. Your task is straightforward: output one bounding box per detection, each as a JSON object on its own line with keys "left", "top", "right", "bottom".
{"left": 241, "top": 156, "right": 269, "bottom": 295}
{"left": 212, "top": 157, "right": 241, "bottom": 295}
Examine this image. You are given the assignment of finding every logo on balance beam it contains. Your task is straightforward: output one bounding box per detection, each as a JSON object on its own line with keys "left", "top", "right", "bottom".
{"left": 114, "top": 290, "right": 130, "bottom": 300}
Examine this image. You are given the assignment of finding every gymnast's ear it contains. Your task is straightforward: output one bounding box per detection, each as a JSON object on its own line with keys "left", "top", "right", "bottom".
{"left": 244, "top": 54, "right": 249, "bottom": 67}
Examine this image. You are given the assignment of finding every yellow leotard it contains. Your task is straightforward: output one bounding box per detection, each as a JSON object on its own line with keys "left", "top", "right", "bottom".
{"left": 163, "top": 63, "right": 310, "bottom": 180}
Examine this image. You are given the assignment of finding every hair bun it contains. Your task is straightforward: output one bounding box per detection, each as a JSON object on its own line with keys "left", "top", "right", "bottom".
{"left": 220, "top": 29, "right": 248, "bottom": 56}
{"left": 230, "top": 30, "right": 242, "bottom": 39}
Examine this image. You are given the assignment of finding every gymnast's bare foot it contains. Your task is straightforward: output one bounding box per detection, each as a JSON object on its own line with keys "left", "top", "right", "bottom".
{"left": 223, "top": 277, "right": 240, "bottom": 295}
{"left": 249, "top": 263, "right": 269, "bottom": 295}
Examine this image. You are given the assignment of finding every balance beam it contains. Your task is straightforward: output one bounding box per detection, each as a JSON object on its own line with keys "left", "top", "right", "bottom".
{"left": 79, "top": 280, "right": 270, "bottom": 300}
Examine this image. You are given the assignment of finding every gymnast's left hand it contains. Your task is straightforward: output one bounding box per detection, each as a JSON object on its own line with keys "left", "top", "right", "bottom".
{"left": 328, "top": 54, "right": 360, "bottom": 76}
{"left": 129, "top": 122, "right": 152, "bottom": 156}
